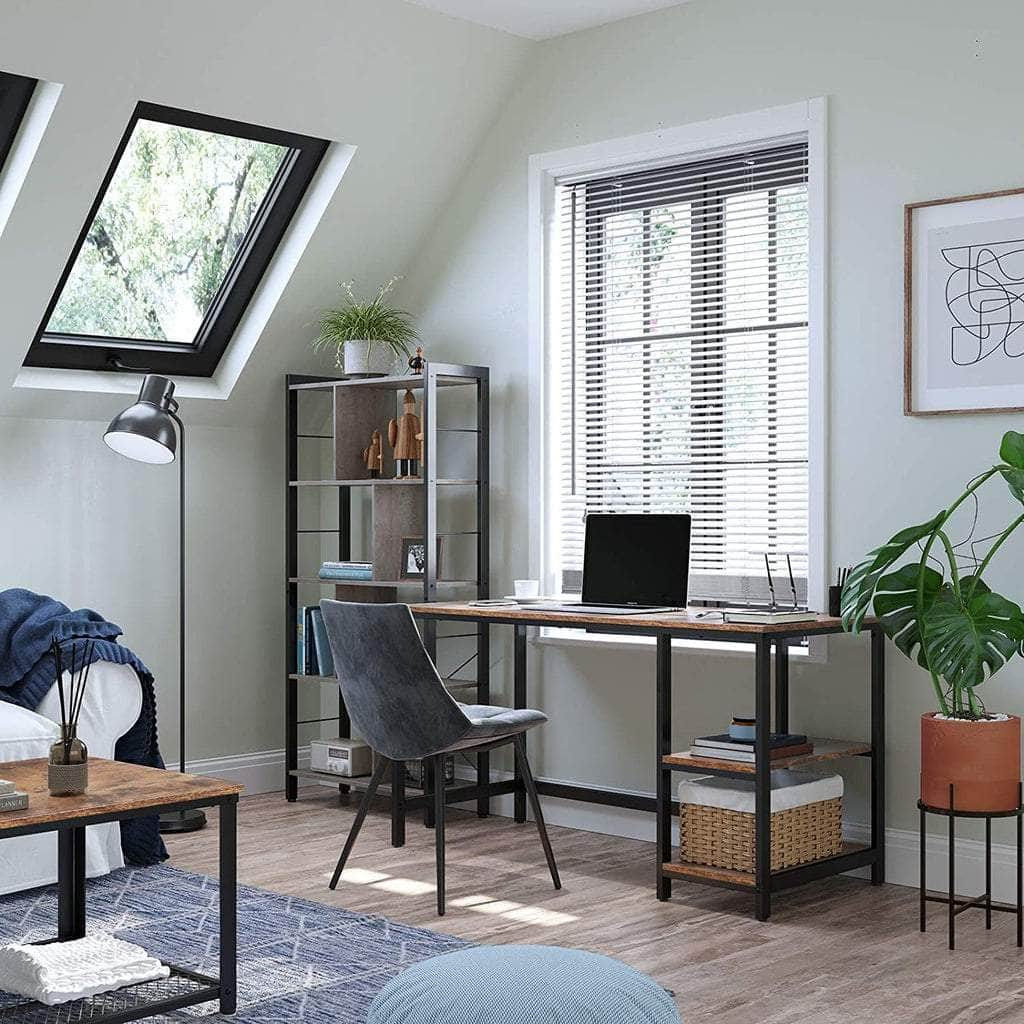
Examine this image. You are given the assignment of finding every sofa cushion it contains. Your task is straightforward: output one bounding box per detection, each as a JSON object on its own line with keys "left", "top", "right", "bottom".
{"left": 0, "top": 702, "right": 59, "bottom": 763}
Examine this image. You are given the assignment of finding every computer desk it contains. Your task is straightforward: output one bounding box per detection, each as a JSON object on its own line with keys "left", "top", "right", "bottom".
{"left": 408, "top": 601, "right": 885, "bottom": 922}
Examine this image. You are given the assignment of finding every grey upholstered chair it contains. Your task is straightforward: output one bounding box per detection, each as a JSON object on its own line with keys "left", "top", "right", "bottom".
{"left": 319, "top": 600, "right": 560, "bottom": 915}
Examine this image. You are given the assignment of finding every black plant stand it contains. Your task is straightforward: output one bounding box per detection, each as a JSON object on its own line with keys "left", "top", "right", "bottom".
{"left": 919, "top": 783, "right": 1023, "bottom": 950}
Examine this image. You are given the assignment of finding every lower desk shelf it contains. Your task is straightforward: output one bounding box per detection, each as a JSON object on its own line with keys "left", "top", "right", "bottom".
{"left": 663, "top": 737, "right": 872, "bottom": 775}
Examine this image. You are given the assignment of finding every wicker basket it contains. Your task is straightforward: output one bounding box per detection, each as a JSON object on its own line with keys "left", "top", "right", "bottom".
{"left": 680, "top": 794, "right": 842, "bottom": 873}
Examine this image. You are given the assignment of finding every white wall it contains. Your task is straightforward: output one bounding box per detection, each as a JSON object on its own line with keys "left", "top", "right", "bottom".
{"left": 400, "top": 0, "right": 1024, "bottom": 839}
{"left": 0, "top": 0, "right": 531, "bottom": 761}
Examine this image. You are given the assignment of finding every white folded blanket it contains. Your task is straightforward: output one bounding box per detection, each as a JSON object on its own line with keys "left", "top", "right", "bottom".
{"left": 0, "top": 932, "right": 169, "bottom": 1005}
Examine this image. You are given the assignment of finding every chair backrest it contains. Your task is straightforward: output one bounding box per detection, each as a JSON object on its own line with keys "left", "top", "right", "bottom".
{"left": 318, "top": 600, "right": 473, "bottom": 761}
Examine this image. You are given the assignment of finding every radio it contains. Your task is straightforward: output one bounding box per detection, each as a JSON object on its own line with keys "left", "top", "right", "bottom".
{"left": 309, "top": 738, "right": 373, "bottom": 777}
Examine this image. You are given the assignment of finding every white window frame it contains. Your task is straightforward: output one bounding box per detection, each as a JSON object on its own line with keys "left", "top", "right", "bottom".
{"left": 527, "top": 99, "right": 828, "bottom": 655}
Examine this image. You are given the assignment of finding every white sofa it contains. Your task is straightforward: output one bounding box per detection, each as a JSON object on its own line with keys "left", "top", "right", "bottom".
{"left": 0, "top": 662, "right": 143, "bottom": 894}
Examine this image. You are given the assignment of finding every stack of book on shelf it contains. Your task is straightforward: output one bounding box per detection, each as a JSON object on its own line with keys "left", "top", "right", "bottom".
{"left": 688, "top": 732, "right": 814, "bottom": 763}
{"left": 0, "top": 779, "right": 28, "bottom": 812}
{"left": 296, "top": 606, "right": 336, "bottom": 677}
{"left": 319, "top": 560, "right": 373, "bottom": 581}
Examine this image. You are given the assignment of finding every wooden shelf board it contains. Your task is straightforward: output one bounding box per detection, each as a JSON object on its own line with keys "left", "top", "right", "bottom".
{"left": 289, "top": 374, "right": 476, "bottom": 392}
{"left": 289, "top": 577, "right": 477, "bottom": 587}
{"left": 289, "top": 768, "right": 371, "bottom": 783}
{"left": 663, "top": 738, "right": 872, "bottom": 774}
{"left": 662, "top": 841, "right": 869, "bottom": 889}
{"left": 288, "top": 674, "right": 337, "bottom": 682}
{"left": 289, "top": 478, "right": 477, "bottom": 487}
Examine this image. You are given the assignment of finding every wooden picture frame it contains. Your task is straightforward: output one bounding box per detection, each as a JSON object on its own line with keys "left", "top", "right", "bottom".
{"left": 905, "top": 186, "right": 1024, "bottom": 416}
{"left": 399, "top": 536, "right": 445, "bottom": 579}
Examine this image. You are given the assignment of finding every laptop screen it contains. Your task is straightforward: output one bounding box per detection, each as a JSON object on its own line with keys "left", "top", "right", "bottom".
{"left": 581, "top": 513, "right": 691, "bottom": 606}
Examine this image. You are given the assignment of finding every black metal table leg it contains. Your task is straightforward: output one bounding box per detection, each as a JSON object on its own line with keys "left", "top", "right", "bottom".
{"left": 754, "top": 638, "right": 771, "bottom": 922}
{"left": 285, "top": 677, "right": 298, "bottom": 802}
{"left": 477, "top": 622, "right": 491, "bottom": 818}
{"left": 870, "top": 624, "right": 886, "bottom": 884}
{"left": 655, "top": 634, "right": 672, "bottom": 901}
{"left": 57, "top": 825, "right": 86, "bottom": 941}
{"left": 391, "top": 761, "right": 406, "bottom": 847}
{"left": 513, "top": 624, "right": 527, "bottom": 824}
{"left": 773, "top": 640, "right": 788, "bottom": 734}
{"left": 219, "top": 797, "right": 238, "bottom": 1015}
{"left": 919, "top": 804, "right": 926, "bottom": 932}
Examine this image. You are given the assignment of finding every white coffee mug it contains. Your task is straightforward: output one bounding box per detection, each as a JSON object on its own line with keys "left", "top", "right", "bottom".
{"left": 514, "top": 579, "right": 540, "bottom": 599}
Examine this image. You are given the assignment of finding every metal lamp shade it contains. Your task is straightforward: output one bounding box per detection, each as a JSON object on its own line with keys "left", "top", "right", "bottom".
{"left": 103, "top": 375, "right": 178, "bottom": 464}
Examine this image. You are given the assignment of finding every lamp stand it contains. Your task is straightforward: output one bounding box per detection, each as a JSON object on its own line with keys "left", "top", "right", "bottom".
{"left": 159, "top": 413, "right": 206, "bottom": 834}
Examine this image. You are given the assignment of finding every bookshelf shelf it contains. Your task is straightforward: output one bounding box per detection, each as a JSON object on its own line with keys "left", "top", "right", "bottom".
{"left": 663, "top": 738, "right": 872, "bottom": 776}
{"left": 285, "top": 363, "right": 490, "bottom": 812}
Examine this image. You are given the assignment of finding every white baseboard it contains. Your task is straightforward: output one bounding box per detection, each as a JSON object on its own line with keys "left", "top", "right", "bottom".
{"left": 172, "top": 750, "right": 1022, "bottom": 903}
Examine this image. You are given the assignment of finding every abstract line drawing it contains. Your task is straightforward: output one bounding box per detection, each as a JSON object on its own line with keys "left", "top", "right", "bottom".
{"left": 942, "top": 239, "right": 1024, "bottom": 366}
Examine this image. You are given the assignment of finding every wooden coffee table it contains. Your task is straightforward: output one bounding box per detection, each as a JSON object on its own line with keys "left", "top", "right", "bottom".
{"left": 0, "top": 758, "right": 242, "bottom": 1021}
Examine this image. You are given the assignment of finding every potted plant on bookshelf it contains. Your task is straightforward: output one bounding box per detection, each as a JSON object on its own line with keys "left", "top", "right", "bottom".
{"left": 313, "top": 278, "right": 418, "bottom": 377}
{"left": 842, "top": 430, "right": 1024, "bottom": 812}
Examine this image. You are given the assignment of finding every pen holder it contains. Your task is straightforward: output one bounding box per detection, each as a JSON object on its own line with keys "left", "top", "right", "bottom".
{"left": 828, "top": 585, "right": 842, "bottom": 618}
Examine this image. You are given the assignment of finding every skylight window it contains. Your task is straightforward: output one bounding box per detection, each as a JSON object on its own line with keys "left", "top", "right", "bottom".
{"left": 25, "top": 103, "right": 328, "bottom": 376}
{"left": 0, "top": 71, "right": 36, "bottom": 173}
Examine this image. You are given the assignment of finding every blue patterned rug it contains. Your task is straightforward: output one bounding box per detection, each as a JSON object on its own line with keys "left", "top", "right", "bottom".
{"left": 0, "top": 864, "right": 466, "bottom": 1021}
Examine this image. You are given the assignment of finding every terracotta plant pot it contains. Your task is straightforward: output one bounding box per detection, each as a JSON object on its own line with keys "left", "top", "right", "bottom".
{"left": 920, "top": 712, "right": 1021, "bottom": 812}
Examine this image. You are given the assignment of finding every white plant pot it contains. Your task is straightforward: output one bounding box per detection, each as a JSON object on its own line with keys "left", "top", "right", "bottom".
{"left": 343, "top": 339, "right": 397, "bottom": 377}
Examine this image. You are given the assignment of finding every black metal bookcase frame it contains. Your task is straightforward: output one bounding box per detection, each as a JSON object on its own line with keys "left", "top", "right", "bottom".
{"left": 284, "top": 363, "right": 491, "bottom": 834}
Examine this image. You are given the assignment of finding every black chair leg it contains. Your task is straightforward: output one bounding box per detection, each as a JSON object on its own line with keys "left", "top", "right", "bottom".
{"left": 434, "top": 753, "right": 446, "bottom": 915}
{"left": 329, "top": 756, "right": 390, "bottom": 890}
{"left": 513, "top": 733, "right": 561, "bottom": 890}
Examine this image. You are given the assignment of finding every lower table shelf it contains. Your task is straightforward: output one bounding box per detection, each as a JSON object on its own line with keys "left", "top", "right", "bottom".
{"left": 0, "top": 966, "right": 219, "bottom": 1023}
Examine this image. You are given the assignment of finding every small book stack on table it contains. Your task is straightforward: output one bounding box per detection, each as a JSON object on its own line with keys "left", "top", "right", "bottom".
{"left": 0, "top": 778, "right": 28, "bottom": 812}
{"left": 319, "top": 560, "right": 373, "bottom": 581}
{"left": 688, "top": 733, "right": 814, "bottom": 763}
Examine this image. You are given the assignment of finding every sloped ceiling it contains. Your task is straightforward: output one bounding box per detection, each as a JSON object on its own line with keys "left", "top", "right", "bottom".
{"left": 0, "top": 0, "right": 532, "bottom": 426}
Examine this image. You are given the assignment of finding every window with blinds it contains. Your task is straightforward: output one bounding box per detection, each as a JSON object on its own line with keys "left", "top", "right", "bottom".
{"left": 550, "top": 141, "right": 810, "bottom": 604}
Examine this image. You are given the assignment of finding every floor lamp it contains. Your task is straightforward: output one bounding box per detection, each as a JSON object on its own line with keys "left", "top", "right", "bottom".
{"left": 104, "top": 374, "right": 206, "bottom": 834}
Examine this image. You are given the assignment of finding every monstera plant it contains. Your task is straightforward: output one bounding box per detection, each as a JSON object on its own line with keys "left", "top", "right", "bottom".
{"left": 842, "top": 430, "right": 1024, "bottom": 812}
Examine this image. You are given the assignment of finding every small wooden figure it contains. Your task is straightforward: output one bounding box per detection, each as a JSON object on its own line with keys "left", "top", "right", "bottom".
{"left": 408, "top": 346, "right": 425, "bottom": 375}
{"left": 388, "top": 389, "right": 421, "bottom": 478}
{"left": 361, "top": 430, "right": 383, "bottom": 478}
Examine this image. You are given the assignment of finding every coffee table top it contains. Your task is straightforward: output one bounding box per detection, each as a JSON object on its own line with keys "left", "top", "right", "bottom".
{"left": 0, "top": 758, "right": 241, "bottom": 835}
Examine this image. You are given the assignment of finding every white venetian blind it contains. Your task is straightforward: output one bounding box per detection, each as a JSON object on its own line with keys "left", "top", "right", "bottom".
{"left": 551, "top": 142, "right": 810, "bottom": 603}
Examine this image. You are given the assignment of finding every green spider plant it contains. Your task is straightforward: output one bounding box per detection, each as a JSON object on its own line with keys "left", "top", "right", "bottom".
{"left": 313, "top": 278, "right": 418, "bottom": 368}
{"left": 841, "top": 430, "right": 1024, "bottom": 718}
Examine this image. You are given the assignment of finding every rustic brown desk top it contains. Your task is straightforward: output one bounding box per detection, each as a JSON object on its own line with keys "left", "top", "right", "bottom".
{"left": 409, "top": 601, "right": 856, "bottom": 636}
{"left": 0, "top": 758, "right": 241, "bottom": 833}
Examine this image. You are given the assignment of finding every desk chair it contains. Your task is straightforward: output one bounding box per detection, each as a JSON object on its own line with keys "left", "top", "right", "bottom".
{"left": 319, "top": 600, "right": 561, "bottom": 915}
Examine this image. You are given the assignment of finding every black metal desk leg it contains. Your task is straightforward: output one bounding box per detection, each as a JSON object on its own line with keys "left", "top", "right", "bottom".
{"left": 919, "top": 804, "right": 926, "bottom": 932}
{"left": 754, "top": 639, "right": 771, "bottom": 922}
{"left": 870, "top": 624, "right": 886, "bottom": 884}
{"left": 655, "top": 634, "right": 673, "bottom": 901}
{"left": 285, "top": 677, "right": 298, "bottom": 802}
{"left": 391, "top": 761, "right": 407, "bottom": 847}
{"left": 773, "top": 640, "right": 788, "bottom": 734}
{"left": 513, "top": 624, "right": 527, "bottom": 824}
{"left": 219, "top": 797, "right": 238, "bottom": 1014}
{"left": 57, "top": 825, "right": 86, "bottom": 941}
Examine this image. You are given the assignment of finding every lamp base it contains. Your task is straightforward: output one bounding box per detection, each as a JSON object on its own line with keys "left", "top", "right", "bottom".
{"left": 159, "top": 808, "right": 207, "bottom": 834}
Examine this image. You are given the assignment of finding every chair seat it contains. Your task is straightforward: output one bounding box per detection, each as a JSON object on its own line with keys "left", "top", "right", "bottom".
{"left": 443, "top": 703, "right": 547, "bottom": 751}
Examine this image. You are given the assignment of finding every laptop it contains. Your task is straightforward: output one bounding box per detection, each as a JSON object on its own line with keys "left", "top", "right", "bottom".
{"left": 538, "top": 513, "right": 691, "bottom": 615}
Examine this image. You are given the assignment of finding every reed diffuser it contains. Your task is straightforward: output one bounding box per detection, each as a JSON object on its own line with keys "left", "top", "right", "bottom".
{"left": 47, "top": 637, "right": 94, "bottom": 796}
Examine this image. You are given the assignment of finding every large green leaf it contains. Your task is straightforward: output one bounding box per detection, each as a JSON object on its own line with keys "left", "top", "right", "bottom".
{"left": 873, "top": 563, "right": 944, "bottom": 668}
{"left": 924, "top": 587, "right": 1024, "bottom": 689}
{"left": 1000, "top": 430, "right": 1024, "bottom": 470}
{"left": 841, "top": 512, "right": 945, "bottom": 633}
{"left": 1002, "top": 467, "right": 1024, "bottom": 505}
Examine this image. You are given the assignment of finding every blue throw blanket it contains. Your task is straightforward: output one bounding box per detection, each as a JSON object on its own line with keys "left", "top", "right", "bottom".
{"left": 0, "top": 588, "right": 167, "bottom": 865}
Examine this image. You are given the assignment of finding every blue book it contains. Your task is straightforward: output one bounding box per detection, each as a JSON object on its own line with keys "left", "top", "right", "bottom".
{"left": 311, "top": 608, "right": 335, "bottom": 677}
{"left": 304, "top": 606, "right": 319, "bottom": 675}
{"left": 296, "top": 607, "right": 305, "bottom": 675}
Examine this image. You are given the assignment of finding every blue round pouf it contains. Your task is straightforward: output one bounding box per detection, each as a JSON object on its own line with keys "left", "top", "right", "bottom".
{"left": 367, "top": 945, "right": 681, "bottom": 1024}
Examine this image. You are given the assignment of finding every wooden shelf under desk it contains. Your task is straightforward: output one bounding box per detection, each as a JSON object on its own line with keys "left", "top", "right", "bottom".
{"left": 663, "top": 738, "right": 872, "bottom": 775}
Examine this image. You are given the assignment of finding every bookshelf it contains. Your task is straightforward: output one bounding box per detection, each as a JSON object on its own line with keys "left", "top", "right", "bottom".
{"left": 284, "top": 363, "right": 490, "bottom": 830}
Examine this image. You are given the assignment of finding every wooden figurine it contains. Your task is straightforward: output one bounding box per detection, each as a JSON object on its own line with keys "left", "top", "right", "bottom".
{"left": 408, "top": 346, "right": 425, "bottom": 375}
{"left": 361, "top": 430, "right": 383, "bottom": 478}
{"left": 388, "top": 389, "right": 421, "bottom": 478}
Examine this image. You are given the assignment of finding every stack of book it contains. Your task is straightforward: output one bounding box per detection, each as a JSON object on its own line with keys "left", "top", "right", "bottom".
{"left": 0, "top": 779, "right": 28, "bottom": 812}
{"left": 688, "top": 732, "right": 813, "bottom": 763}
{"left": 319, "top": 561, "right": 373, "bottom": 582}
{"left": 296, "top": 606, "right": 336, "bottom": 677}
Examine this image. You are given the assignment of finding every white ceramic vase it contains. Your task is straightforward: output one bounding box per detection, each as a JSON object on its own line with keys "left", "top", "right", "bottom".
{"left": 343, "top": 339, "right": 397, "bottom": 377}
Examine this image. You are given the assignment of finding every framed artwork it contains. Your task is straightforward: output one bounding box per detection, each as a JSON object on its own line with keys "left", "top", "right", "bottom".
{"left": 905, "top": 187, "right": 1024, "bottom": 415}
{"left": 399, "top": 536, "right": 445, "bottom": 579}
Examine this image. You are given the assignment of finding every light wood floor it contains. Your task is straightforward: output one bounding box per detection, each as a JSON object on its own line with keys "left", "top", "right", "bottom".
{"left": 166, "top": 789, "right": 1024, "bottom": 1024}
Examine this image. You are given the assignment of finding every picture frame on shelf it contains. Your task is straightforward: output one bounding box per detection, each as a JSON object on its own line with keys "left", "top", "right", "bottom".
{"left": 905, "top": 186, "right": 1024, "bottom": 416}
{"left": 400, "top": 536, "right": 445, "bottom": 579}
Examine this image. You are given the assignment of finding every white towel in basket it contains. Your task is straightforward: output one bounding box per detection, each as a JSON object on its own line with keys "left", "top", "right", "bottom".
{"left": 0, "top": 931, "right": 169, "bottom": 1005}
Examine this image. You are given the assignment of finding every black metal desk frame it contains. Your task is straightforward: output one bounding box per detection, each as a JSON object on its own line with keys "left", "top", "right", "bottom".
{"left": 410, "top": 605, "right": 886, "bottom": 921}
{"left": 918, "top": 783, "right": 1023, "bottom": 950}
{"left": 0, "top": 792, "right": 238, "bottom": 1022}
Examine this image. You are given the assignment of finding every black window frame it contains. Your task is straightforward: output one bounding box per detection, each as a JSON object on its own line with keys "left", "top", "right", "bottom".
{"left": 0, "top": 71, "right": 37, "bottom": 174}
{"left": 24, "top": 102, "right": 329, "bottom": 377}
